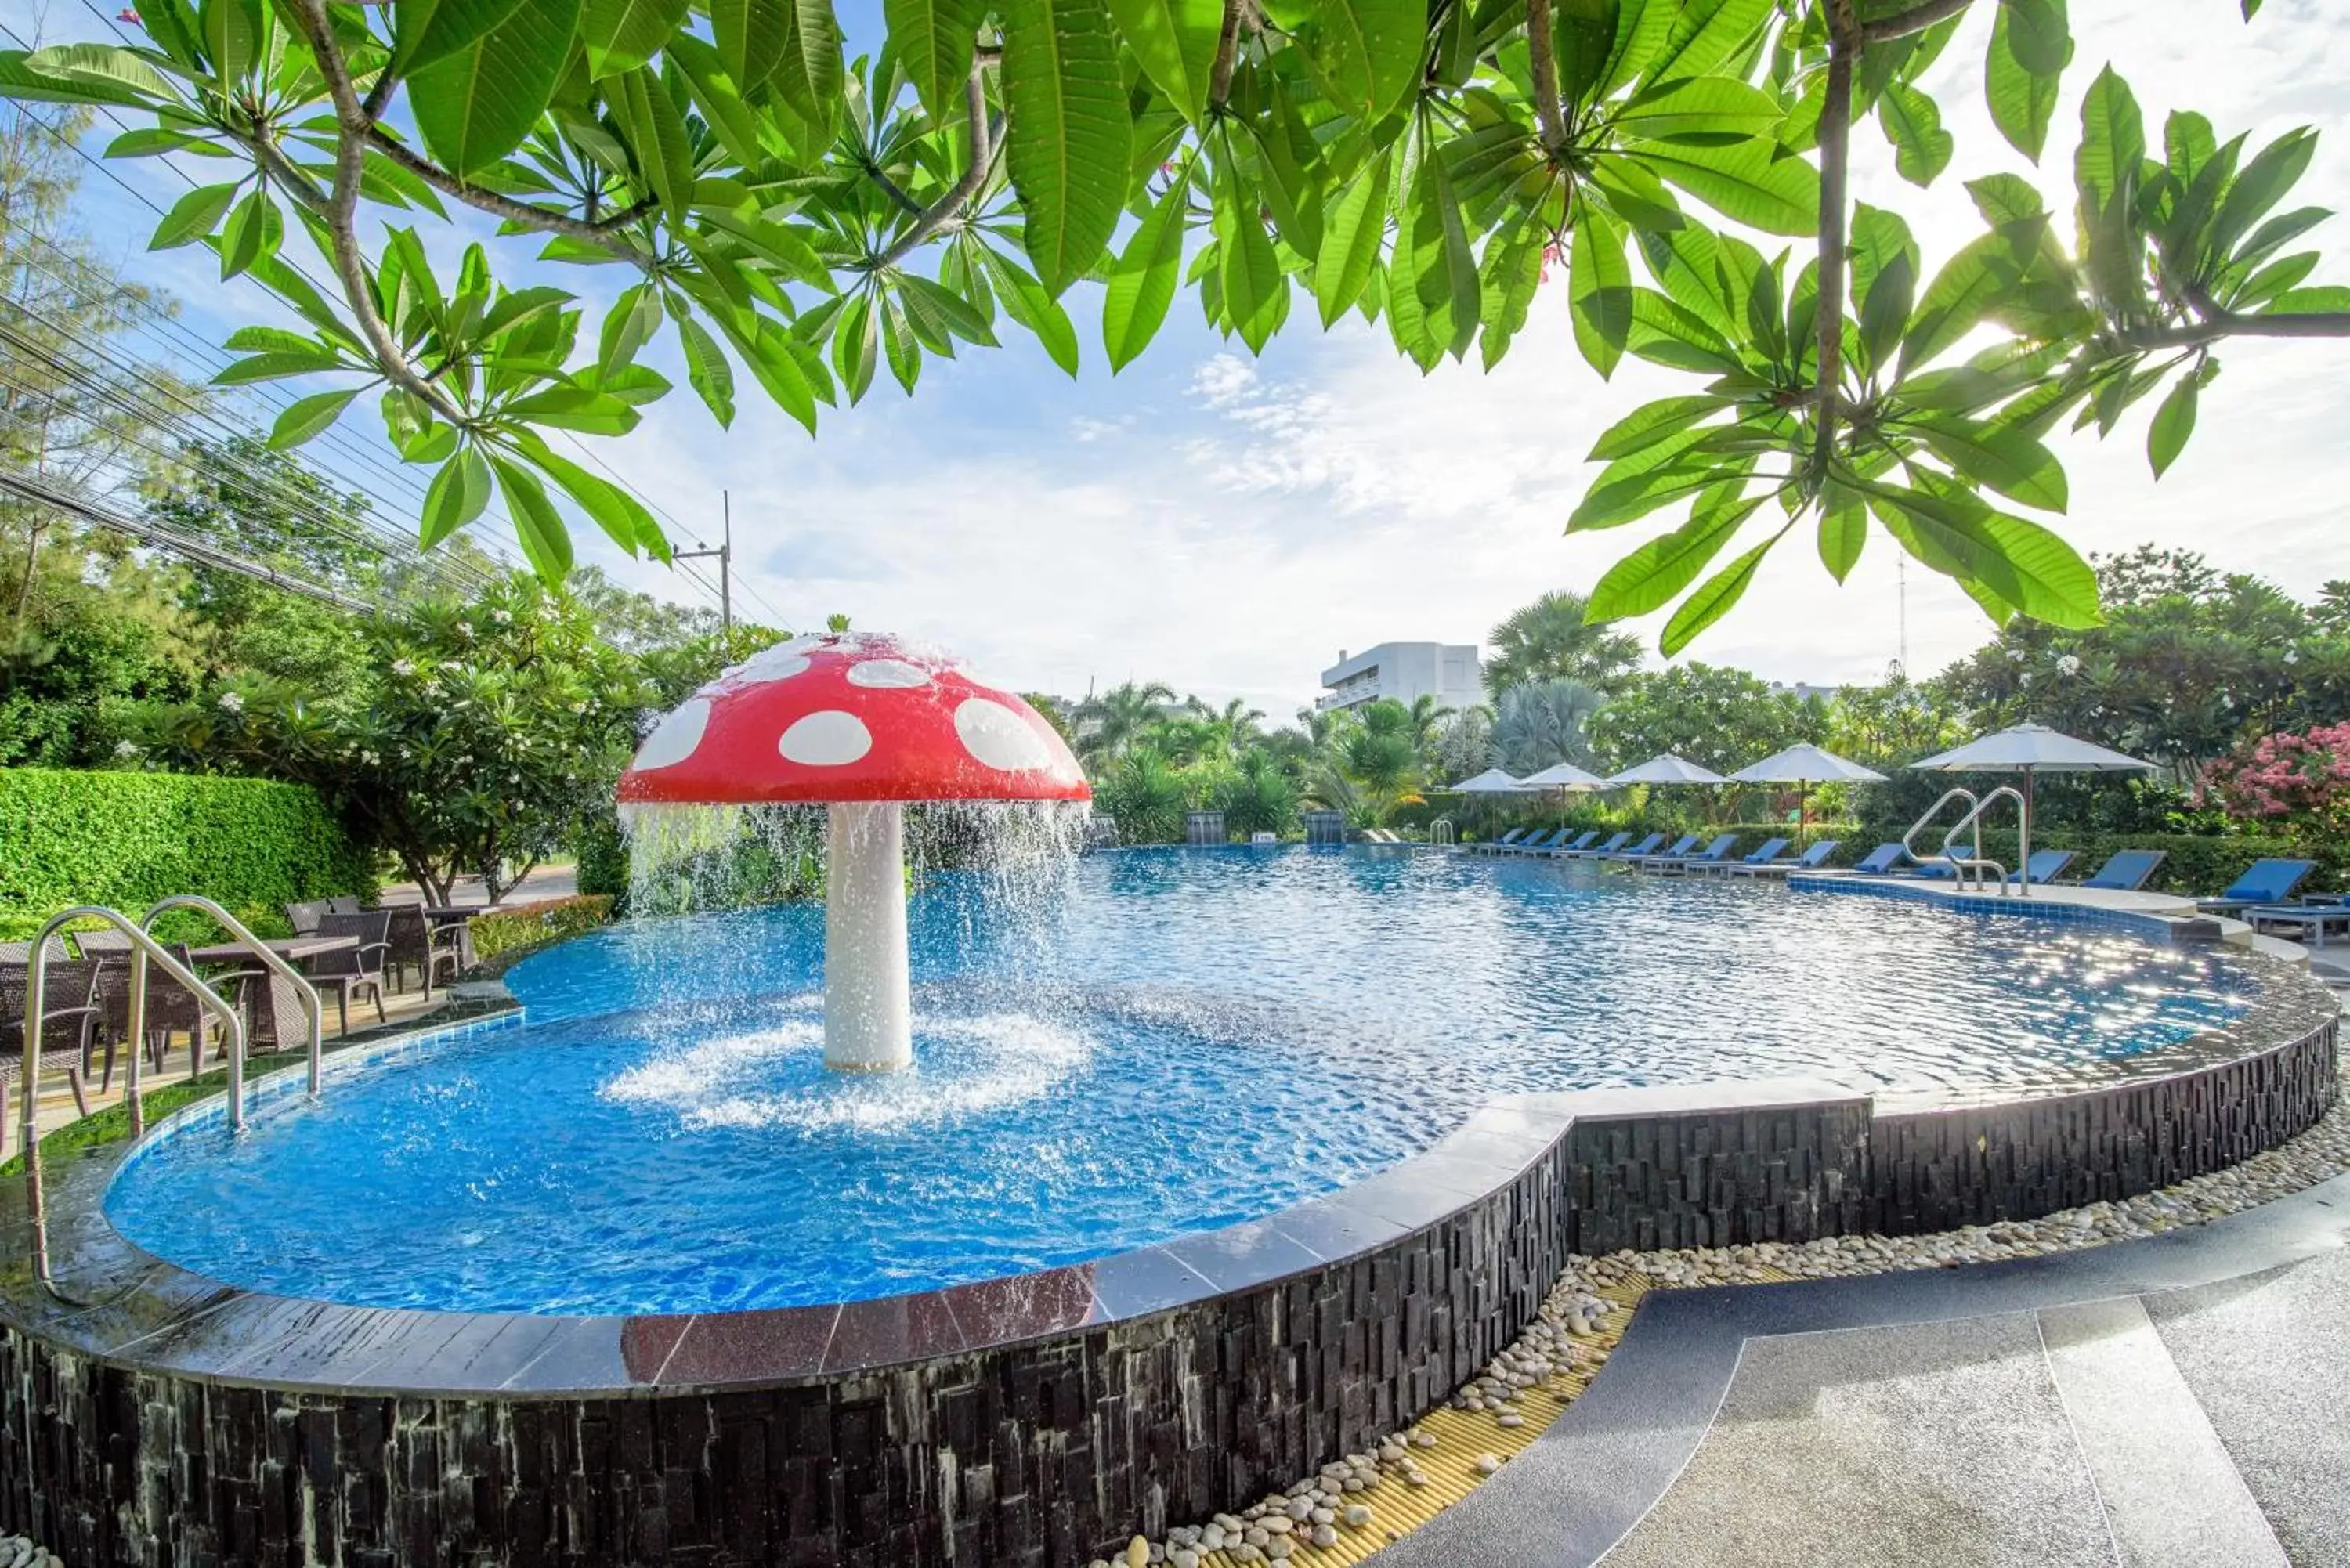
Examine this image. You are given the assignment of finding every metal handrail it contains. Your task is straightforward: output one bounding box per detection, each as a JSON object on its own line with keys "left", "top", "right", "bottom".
{"left": 1901, "top": 786, "right": 1979, "bottom": 870}
{"left": 1429, "top": 818, "right": 1455, "bottom": 846}
{"left": 139, "top": 896, "right": 324, "bottom": 1129}
{"left": 1940, "top": 786, "right": 2028, "bottom": 897}
{"left": 18, "top": 907, "right": 247, "bottom": 1166}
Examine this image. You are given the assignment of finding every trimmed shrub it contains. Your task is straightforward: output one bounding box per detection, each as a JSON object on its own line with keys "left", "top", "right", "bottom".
{"left": 574, "top": 814, "right": 629, "bottom": 901}
{"left": 468, "top": 894, "right": 615, "bottom": 970}
{"left": 0, "top": 767, "right": 374, "bottom": 933}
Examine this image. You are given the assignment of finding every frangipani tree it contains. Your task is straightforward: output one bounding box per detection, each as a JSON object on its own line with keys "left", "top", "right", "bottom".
{"left": 4, "top": 0, "right": 2341, "bottom": 647}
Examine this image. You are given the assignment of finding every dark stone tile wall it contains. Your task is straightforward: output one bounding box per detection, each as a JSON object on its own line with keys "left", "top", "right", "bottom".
{"left": 1, "top": 1143, "right": 1577, "bottom": 1568}
{"left": 2, "top": 1013, "right": 2335, "bottom": 1568}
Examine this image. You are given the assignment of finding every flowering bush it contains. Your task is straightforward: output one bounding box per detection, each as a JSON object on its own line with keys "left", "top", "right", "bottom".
{"left": 2209, "top": 724, "right": 2350, "bottom": 854}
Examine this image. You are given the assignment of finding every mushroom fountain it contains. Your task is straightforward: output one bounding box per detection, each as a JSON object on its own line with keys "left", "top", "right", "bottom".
{"left": 616, "top": 633, "right": 1090, "bottom": 1071}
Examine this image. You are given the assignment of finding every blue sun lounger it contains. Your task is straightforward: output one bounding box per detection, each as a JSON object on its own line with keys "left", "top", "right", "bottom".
{"left": 2077, "top": 849, "right": 2167, "bottom": 892}
{"left": 2004, "top": 849, "right": 2077, "bottom": 887}
{"left": 1730, "top": 840, "right": 1841, "bottom": 877}
{"left": 1604, "top": 832, "right": 1671, "bottom": 860}
{"left": 2197, "top": 858, "right": 2316, "bottom": 917}
{"left": 1562, "top": 831, "right": 1636, "bottom": 858}
{"left": 1472, "top": 828, "right": 1529, "bottom": 855}
{"left": 1642, "top": 833, "right": 1734, "bottom": 871}
{"left": 1700, "top": 836, "right": 1788, "bottom": 875}
{"left": 2244, "top": 901, "right": 2350, "bottom": 948}
{"left": 1503, "top": 828, "right": 1571, "bottom": 855}
{"left": 1538, "top": 830, "right": 1604, "bottom": 857}
{"left": 1625, "top": 833, "right": 1699, "bottom": 867}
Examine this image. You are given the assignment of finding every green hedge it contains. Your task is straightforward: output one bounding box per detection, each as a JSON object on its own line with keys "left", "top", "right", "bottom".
{"left": 468, "top": 894, "right": 615, "bottom": 971}
{"left": 0, "top": 767, "right": 374, "bottom": 935}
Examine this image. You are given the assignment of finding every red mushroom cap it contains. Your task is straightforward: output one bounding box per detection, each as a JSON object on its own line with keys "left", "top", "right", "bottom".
{"left": 617, "top": 632, "right": 1090, "bottom": 806}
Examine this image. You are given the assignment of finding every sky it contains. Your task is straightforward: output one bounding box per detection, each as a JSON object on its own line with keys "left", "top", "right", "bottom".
{"left": 7, "top": 0, "right": 2349, "bottom": 717}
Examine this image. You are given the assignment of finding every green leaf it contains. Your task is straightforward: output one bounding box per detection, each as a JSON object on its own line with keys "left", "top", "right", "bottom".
{"left": 1817, "top": 480, "right": 1865, "bottom": 581}
{"left": 885, "top": 0, "right": 981, "bottom": 121}
{"left": 829, "top": 293, "right": 878, "bottom": 403}
{"left": 489, "top": 453, "right": 575, "bottom": 580}
{"left": 1900, "top": 226, "right": 2036, "bottom": 375}
{"left": 396, "top": 0, "right": 523, "bottom": 72}
{"left": 898, "top": 273, "right": 1000, "bottom": 347}
{"left": 199, "top": 0, "right": 261, "bottom": 83}
{"left": 1587, "top": 501, "right": 1748, "bottom": 620}
{"left": 147, "top": 180, "right": 239, "bottom": 249}
{"left": 1639, "top": 0, "right": 1772, "bottom": 87}
{"left": 22, "top": 42, "right": 176, "bottom": 101}
{"left": 213, "top": 349, "right": 343, "bottom": 384}
{"left": 1587, "top": 395, "right": 1724, "bottom": 461}
{"left": 1103, "top": 175, "right": 1189, "bottom": 370}
{"left": 1476, "top": 212, "right": 1543, "bottom": 369}
{"left": 1661, "top": 534, "right": 1777, "bottom": 655}
{"left": 2265, "top": 285, "right": 2350, "bottom": 315}
{"left": 1568, "top": 199, "right": 1632, "bottom": 379}
{"left": 981, "top": 247, "right": 1083, "bottom": 375}
{"left": 1613, "top": 74, "right": 1784, "bottom": 141}
{"left": 420, "top": 445, "right": 494, "bottom": 547}
{"left": 1314, "top": 150, "right": 1390, "bottom": 327}
{"left": 1407, "top": 135, "right": 1480, "bottom": 361}
{"left": 2073, "top": 64, "right": 2143, "bottom": 218}
{"left": 524, "top": 440, "right": 668, "bottom": 557}
{"left": 611, "top": 65, "right": 696, "bottom": 224}
{"left": 598, "top": 282, "right": 665, "bottom": 374}
{"left": 1857, "top": 249, "right": 1914, "bottom": 374}
{"left": 503, "top": 385, "right": 642, "bottom": 435}
{"left": 1002, "top": 0, "right": 1133, "bottom": 294}
{"left": 1910, "top": 414, "right": 2069, "bottom": 511}
{"left": 672, "top": 314, "right": 737, "bottom": 423}
{"left": 1877, "top": 82, "right": 1951, "bottom": 188}
{"left": 409, "top": 0, "right": 581, "bottom": 176}
{"left": 0, "top": 49, "right": 154, "bottom": 106}
{"left": 266, "top": 388, "right": 359, "bottom": 450}
{"left": 1104, "top": 0, "right": 1222, "bottom": 125}
{"left": 1641, "top": 139, "right": 1819, "bottom": 236}
{"left": 1984, "top": 0, "right": 2069, "bottom": 162}
{"left": 582, "top": 0, "right": 686, "bottom": 76}
{"left": 1216, "top": 158, "right": 1286, "bottom": 353}
{"left": 772, "top": 0, "right": 844, "bottom": 130}
{"left": 2146, "top": 369, "right": 2200, "bottom": 478}
{"left": 710, "top": 0, "right": 786, "bottom": 89}
{"left": 1301, "top": 0, "right": 1423, "bottom": 123}
{"left": 135, "top": 0, "right": 205, "bottom": 74}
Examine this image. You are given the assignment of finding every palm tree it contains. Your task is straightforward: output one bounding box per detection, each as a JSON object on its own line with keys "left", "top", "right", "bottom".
{"left": 1491, "top": 678, "right": 1604, "bottom": 776}
{"left": 1218, "top": 697, "right": 1266, "bottom": 751}
{"left": 1484, "top": 590, "right": 1643, "bottom": 697}
{"left": 1073, "top": 680, "right": 1175, "bottom": 764}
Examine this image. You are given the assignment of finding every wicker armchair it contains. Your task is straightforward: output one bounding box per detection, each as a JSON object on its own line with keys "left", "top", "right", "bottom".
{"left": 0, "top": 958, "right": 112, "bottom": 1117}
{"left": 92, "top": 943, "right": 234, "bottom": 1083}
{"left": 309, "top": 910, "right": 392, "bottom": 1033}
{"left": 379, "top": 905, "right": 469, "bottom": 997}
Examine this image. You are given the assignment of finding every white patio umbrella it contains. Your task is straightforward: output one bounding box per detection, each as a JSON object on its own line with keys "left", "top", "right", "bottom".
{"left": 1729, "top": 742, "right": 1889, "bottom": 840}
{"left": 1520, "top": 761, "right": 1607, "bottom": 790}
{"left": 1452, "top": 767, "right": 1538, "bottom": 793}
{"left": 1604, "top": 753, "right": 1729, "bottom": 786}
{"left": 1908, "top": 723, "right": 2156, "bottom": 897}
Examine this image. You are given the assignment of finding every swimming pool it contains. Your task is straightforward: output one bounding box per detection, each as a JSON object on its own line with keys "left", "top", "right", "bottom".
{"left": 103, "top": 847, "right": 2258, "bottom": 1315}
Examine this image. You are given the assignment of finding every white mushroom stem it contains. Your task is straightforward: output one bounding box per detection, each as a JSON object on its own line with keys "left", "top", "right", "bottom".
{"left": 823, "top": 800, "right": 913, "bottom": 1071}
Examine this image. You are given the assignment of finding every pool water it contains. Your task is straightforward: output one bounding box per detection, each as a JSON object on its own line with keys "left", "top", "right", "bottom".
{"left": 106, "top": 848, "right": 2256, "bottom": 1314}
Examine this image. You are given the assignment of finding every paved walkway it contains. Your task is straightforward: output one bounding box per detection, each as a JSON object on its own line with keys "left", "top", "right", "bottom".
{"left": 1369, "top": 1171, "right": 2350, "bottom": 1567}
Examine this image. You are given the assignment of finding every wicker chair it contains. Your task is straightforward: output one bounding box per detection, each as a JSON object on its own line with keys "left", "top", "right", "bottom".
{"left": 0, "top": 938, "right": 70, "bottom": 965}
{"left": 92, "top": 943, "right": 233, "bottom": 1083}
{"left": 327, "top": 895, "right": 364, "bottom": 916}
{"left": 285, "top": 900, "right": 331, "bottom": 936}
{"left": 0, "top": 958, "right": 112, "bottom": 1117}
{"left": 308, "top": 910, "right": 392, "bottom": 1034}
{"left": 378, "top": 905, "right": 469, "bottom": 997}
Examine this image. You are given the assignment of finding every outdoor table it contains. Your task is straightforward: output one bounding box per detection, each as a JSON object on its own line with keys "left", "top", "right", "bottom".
{"left": 184, "top": 935, "right": 358, "bottom": 966}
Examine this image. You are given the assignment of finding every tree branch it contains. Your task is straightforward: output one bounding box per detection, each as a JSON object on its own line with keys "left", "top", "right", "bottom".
{"left": 2122, "top": 311, "right": 2350, "bottom": 350}
{"left": 286, "top": 0, "right": 465, "bottom": 427}
{"left": 1525, "top": 0, "right": 1568, "bottom": 154}
{"left": 872, "top": 63, "right": 992, "bottom": 269}
{"left": 1861, "top": 0, "right": 1974, "bottom": 43}
{"left": 364, "top": 131, "right": 657, "bottom": 260}
{"left": 1860, "top": 0, "right": 1977, "bottom": 44}
{"left": 1209, "top": 0, "right": 1243, "bottom": 111}
{"left": 1812, "top": 0, "right": 1859, "bottom": 475}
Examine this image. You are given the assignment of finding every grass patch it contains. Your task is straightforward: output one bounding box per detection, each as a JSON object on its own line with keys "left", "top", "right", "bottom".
{"left": 0, "top": 1053, "right": 307, "bottom": 1176}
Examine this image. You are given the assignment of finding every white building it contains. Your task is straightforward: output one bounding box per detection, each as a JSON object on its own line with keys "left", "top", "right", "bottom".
{"left": 1318, "top": 643, "right": 1485, "bottom": 714}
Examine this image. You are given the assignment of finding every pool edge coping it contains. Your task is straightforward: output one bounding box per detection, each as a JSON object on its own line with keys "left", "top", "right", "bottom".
{"left": 0, "top": 876, "right": 2337, "bottom": 1401}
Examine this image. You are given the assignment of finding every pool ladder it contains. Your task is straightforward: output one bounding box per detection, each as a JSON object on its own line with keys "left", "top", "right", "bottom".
{"left": 16, "top": 897, "right": 325, "bottom": 1160}
{"left": 1901, "top": 786, "right": 2028, "bottom": 895}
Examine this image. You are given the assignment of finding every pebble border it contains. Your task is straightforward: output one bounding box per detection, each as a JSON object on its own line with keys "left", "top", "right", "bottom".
{"left": 1093, "top": 1042, "right": 2350, "bottom": 1568}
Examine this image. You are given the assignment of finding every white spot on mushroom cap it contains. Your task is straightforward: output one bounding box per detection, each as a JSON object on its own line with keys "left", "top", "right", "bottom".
{"left": 779, "top": 710, "right": 873, "bottom": 765}
{"left": 955, "top": 697, "right": 1056, "bottom": 772}
{"left": 633, "top": 698, "right": 710, "bottom": 770}
{"left": 846, "top": 659, "right": 931, "bottom": 689}
{"left": 736, "top": 648, "right": 812, "bottom": 684}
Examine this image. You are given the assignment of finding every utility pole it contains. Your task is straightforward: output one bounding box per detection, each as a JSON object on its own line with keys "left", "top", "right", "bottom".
{"left": 676, "top": 490, "right": 732, "bottom": 645}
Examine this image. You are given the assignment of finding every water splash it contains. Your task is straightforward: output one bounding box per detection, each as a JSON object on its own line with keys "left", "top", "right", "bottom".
{"left": 599, "top": 993, "right": 1094, "bottom": 1132}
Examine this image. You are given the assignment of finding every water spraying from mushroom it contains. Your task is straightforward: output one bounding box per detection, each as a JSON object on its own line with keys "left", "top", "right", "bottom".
{"left": 617, "top": 634, "right": 1090, "bottom": 1071}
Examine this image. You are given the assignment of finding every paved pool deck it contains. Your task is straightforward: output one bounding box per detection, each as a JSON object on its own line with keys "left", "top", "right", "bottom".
{"left": 1366, "top": 1165, "right": 2350, "bottom": 1568}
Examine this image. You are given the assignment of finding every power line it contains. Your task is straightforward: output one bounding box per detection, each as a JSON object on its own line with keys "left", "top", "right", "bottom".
{"left": 0, "top": 468, "right": 372, "bottom": 612}
{"left": 0, "top": 42, "right": 776, "bottom": 627}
